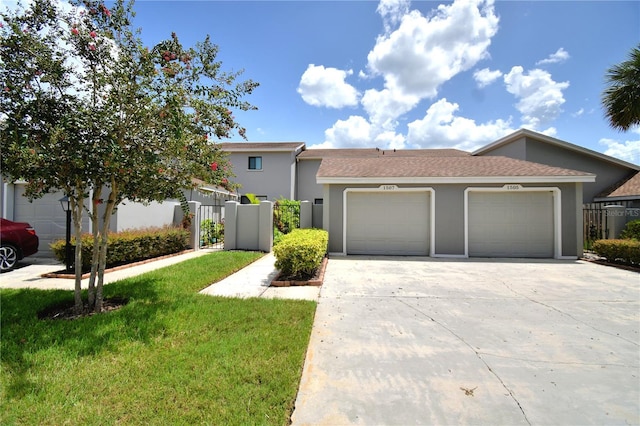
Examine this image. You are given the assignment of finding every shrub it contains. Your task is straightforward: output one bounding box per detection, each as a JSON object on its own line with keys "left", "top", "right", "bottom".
{"left": 592, "top": 239, "right": 640, "bottom": 265}
{"left": 51, "top": 226, "right": 189, "bottom": 270}
{"left": 273, "top": 228, "right": 328, "bottom": 278}
{"left": 620, "top": 219, "right": 640, "bottom": 240}
{"left": 201, "top": 219, "right": 224, "bottom": 244}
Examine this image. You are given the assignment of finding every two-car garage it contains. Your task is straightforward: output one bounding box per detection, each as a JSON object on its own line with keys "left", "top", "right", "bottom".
{"left": 341, "top": 186, "right": 560, "bottom": 259}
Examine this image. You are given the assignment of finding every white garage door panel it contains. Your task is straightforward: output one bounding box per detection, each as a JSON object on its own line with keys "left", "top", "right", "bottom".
{"left": 469, "top": 192, "right": 554, "bottom": 258}
{"left": 347, "top": 192, "right": 429, "bottom": 255}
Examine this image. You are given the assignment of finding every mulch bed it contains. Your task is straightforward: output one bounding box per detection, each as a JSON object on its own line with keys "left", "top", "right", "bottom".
{"left": 38, "top": 297, "right": 129, "bottom": 320}
{"left": 270, "top": 257, "right": 328, "bottom": 287}
{"left": 41, "top": 250, "right": 195, "bottom": 279}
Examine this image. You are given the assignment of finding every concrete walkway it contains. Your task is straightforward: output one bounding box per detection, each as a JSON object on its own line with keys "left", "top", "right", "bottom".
{"left": 0, "top": 250, "right": 319, "bottom": 301}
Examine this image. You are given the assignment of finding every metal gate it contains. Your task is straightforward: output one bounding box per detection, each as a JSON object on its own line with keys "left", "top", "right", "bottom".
{"left": 200, "top": 204, "right": 224, "bottom": 249}
{"left": 273, "top": 201, "right": 300, "bottom": 239}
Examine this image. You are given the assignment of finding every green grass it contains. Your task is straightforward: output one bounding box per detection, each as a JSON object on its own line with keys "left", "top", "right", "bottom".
{"left": 1, "top": 251, "right": 317, "bottom": 425}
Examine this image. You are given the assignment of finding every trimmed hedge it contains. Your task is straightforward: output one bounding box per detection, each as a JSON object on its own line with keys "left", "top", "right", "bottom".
{"left": 51, "top": 226, "right": 189, "bottom": 270}
{"left": 273, "top": 228, "right": 328, "bottom": 279}
{"left": 592, "top": 239, "right": 640, "bottom": 266}
{"left": 620, "top": 219, "right": 640, "bottom": 240}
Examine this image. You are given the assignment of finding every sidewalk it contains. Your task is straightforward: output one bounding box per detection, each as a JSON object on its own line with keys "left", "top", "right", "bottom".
{"left": 0, "top": 250, "right": 320, "bottom": 301}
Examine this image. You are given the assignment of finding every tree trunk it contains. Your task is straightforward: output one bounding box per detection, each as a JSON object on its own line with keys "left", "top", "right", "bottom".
{"left": 71, "top": 196, "right": 84, "bottom": 314}
{"left": 87, "top": 187, "right": 102, "bottom": 307}
{"left": 94, "top": 183, "right": 117, "bottom": 313}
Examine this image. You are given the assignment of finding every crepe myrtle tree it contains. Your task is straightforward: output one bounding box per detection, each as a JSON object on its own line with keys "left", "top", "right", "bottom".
{"left": 0, "top": 0, "right": 257, "bottom": 313}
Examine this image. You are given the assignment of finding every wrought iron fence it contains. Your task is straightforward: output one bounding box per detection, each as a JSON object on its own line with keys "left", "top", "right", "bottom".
{"left": 273, "top": 201, "right": 300, "bottom": 238}
{"left": 200, "top": 204, "right": 224, "bottom": 249}
{"left": 583, "top": 204, "right": 607, "bottom": 249}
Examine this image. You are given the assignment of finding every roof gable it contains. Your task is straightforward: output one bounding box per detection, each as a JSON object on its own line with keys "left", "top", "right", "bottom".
{"left": 473, "top": 129, "right": 640, "bottom": 171}
{"left": 595, "top": 171, "right": 640, "bottom": 200}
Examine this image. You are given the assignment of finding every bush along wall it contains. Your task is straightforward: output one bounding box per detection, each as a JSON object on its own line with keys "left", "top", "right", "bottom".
{"left": 51, "top": 226, "right": 189, "bottom": 270}
{"left": 273, "top": 228, "right": 328, "bottom": 279}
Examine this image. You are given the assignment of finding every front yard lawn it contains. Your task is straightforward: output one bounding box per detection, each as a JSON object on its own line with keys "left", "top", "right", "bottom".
{"left": 1, "top": 251, "right": 317, "bottom": 425}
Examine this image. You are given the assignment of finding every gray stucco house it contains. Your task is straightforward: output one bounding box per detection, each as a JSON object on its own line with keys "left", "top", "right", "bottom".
{"left": 225, "top": 128, "right": 639, "bottom": 259}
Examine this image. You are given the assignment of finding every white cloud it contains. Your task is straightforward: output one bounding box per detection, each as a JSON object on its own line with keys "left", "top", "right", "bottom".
{"left": 319, "top": 115, "right": 374, "bottom": 149}
{"left": 367, "top": 0, "right": 499, "bottom": 100}
{"left": 297, "top": 64, "right": 360, "bottom": 109}
{"left": 376, "top": 0, "right": 410, "bottom": 33}
{"left": 407, "top": 98, "right": 513, "bottom": 150}
{"left": 536, "top": 47, "right": 570, "bottom": 66}
{"left": 361, "top": 87, "right": 419, "bottom": 130}
{"left": 473, "top": 67, "right": 502, "bottom": 88}
{"left": 600, "top": 128, "right": 640, "bottom": 165}
{"left": 503, "top": 66, "right": 569, "bottom": 130}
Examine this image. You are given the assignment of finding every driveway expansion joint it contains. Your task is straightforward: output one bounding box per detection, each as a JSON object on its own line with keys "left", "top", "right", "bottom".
{"left": 396, "top": 297, "right": 532, "bottom": 426}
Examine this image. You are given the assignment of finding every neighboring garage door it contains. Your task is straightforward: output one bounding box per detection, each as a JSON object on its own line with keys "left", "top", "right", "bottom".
{"left": 346, "top": 191, "right": 430, "bottom": 255}
{"left": 13, "top": 186, "right": 66, "bottom": 257}
{"left": 468, "top": 191, "right": 554, "bottom": 258}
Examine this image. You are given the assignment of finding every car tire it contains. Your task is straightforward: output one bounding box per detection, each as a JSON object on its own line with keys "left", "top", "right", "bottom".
{"left": 0, "top": 245, "right": 19, "bottom": 272}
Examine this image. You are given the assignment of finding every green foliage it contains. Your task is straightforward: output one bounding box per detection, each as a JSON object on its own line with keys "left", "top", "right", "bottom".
{"left": 244, "top": 193, "right": 261, "bottom": 204}
{"left": 1, "top": 0, "right": 257, "bottom": 310}
{"left": 273, "top": 228, "right": 328, "bottom": 278}
{"left": 592, "top": 239, "right": 640, "bottom": 265}
{"left": 620, "top": 219, "right": 640, "bottom": 240}
{"left": 50, "top": 227, "right": 189, "bottom": 270}
{"left": 602, "top": 43, "right": 640, "bottom": 131}
{"left": 1, "top": 251, "right": 316, "bottom": 425}
{"left": 273, "top": 198, "right": 300, "bottom": 235}
{"left": 200, "top": 218, "right": 224, "bottom": 244}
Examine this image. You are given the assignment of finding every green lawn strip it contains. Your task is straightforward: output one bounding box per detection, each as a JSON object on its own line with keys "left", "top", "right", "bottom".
{"left": 1, "top": 251, "right": 317, "bottom": 425}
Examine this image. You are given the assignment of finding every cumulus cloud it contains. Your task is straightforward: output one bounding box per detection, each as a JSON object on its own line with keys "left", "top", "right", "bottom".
{"left": 503, "top": 66, "right": 569, "bottom": 130}
{"left": 376, "top": 0, "right": 410, "bottom": 32}
{"left": 473, "top": 67, "right": 502, "bottom": 88}
{"left": 367, "top": 0, "right": 499, "bottom": 99}
{"left": 536, "top": 47, "right": 570, "bottom": 66}
{"left": 297, "top": 64, "right": 360, "bottom": 108}
{"left": 406, "top": 98, "right": 513, "bottom": 150}
{"left": 600, "top": 128, "right": 640, "bottom": 165}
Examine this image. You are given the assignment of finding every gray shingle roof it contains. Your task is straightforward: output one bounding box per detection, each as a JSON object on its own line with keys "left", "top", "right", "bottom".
{"left": 598, "top": 172, "right": 640, "bottom": 198}
{"left": 317, "top": 156, "right": 595, "bottom": 179}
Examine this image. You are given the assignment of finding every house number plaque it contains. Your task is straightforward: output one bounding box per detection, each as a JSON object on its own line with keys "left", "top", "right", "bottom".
{"left": 380, "top": 185, "right": 399, "bottom": 191}
{"left": 503, "top": 184, "right": 523, "bottom": 190}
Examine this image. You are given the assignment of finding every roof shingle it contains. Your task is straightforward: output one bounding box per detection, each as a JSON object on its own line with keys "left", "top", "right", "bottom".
{"left": 317, "top": 156, "right": 595, "bottom": 178}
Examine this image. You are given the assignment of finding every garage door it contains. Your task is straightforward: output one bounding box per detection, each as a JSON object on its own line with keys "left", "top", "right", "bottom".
{"left": 468, "top": 191, "right": 554, "bottom": 258}
{"left": 346, "top": 191, "right": 430, "bottom": 255}
{"left": 13, "top": 186, "right": 68, "bottom": 257}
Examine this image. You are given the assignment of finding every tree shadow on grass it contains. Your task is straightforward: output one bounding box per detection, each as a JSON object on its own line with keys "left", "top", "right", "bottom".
{"left": 0, "top": 276, "right": 178, "bottom": 400}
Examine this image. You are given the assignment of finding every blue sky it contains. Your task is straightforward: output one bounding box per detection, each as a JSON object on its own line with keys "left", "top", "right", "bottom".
{"left": 3, "top": 0, "right": 640, "bottom": 164}
{"left": 127, "top": 0, "right": 640, "bottom": 164}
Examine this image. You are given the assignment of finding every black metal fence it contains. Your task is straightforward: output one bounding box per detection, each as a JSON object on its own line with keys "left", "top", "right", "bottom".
{"left": 582, "top": 201, "right": 637, "bottom": 249}
{"left": 273, "top": 202, "right": 300, "bottom": 238}
{"left": 199, "top": 204, "right": 224, "bottom": 249}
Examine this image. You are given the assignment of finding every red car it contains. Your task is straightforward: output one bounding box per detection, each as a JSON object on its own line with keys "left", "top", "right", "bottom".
{"left": 0, "top": 218, "right": 39, "bottom": 272}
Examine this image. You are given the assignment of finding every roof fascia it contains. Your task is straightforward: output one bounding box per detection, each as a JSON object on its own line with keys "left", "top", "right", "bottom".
{"left": 222, "top": 143, "right": 306, "bottom": 153}
{"left": 317, "top": 175, "right": 596, "bottom": 185}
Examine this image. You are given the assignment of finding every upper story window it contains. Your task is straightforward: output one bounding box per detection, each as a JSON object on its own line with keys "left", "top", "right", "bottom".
{"left": 248, "top": 156, "right": 262, "bottom": 170}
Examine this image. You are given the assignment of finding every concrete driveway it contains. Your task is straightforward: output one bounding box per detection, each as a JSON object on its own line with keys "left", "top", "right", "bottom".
{"left": 291, "top": 257, "right": 639, "bottom": 426}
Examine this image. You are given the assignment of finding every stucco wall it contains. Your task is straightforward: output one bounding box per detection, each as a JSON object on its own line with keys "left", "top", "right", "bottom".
{"left": 324, "top": 182, "right": 583, "bottom": 258}
{"left": 297, "top": 159, "right": 323, "bottom": 202}
{"left": 228, "top": 151, "right": 296, "bottom": 200}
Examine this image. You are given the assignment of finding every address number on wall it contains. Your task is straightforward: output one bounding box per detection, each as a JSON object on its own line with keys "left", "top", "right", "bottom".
{"left": 380, "top": 185, "right": 399, "bottom": 191}
{"left": 503, "top": 184, "right": 523, "bottom": 190}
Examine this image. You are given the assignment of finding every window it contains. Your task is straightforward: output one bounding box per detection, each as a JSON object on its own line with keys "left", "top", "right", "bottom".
{"left": 248, "top": 156, "right": 262, "bottom": 170}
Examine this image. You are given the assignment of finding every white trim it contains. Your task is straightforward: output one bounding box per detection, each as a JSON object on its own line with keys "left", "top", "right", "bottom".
{"left": 318, "top": 175, "right": 594, "bottom": 185}
{"left": 464, "top": 187, "right": 562, "bottom": 259}
{"left": 342, "top": 187, "right": 435, "bottom": 256}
